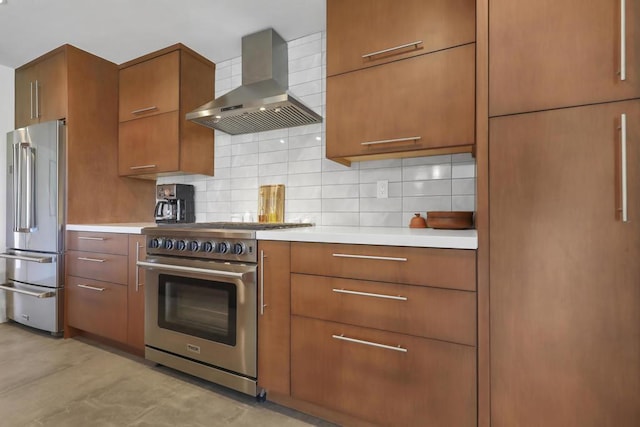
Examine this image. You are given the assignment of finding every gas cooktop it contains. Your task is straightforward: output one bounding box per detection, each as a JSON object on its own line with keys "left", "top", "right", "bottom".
{"left": 156, "top": 221, "right": 314, "bottom": 231}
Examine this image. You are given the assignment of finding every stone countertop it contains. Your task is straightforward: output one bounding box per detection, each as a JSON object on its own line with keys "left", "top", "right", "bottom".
{"left": 66, "top": 223, "right": 156, "bottom": 234}
{"left": 66, "top": 224, "right": 478, "bottom": 249}
{"left": 256, "top": 226, "right": 477, "bottom": 249}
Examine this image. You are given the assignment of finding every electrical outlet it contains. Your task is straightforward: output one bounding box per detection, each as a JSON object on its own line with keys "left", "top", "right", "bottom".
{"left": 376, "top": 180, "right": 388, "bottom": 199}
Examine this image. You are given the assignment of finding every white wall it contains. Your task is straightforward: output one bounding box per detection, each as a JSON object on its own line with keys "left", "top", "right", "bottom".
{"left": 158, "top": 31, "right": 477, "bottom": 227}
{"left": 0, "top": 64, "right": 14, "bottom": 322}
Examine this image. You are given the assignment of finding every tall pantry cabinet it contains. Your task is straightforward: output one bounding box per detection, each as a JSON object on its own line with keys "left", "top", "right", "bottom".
{"left": 487, "top": 1, "right": 640, "bottom": 426}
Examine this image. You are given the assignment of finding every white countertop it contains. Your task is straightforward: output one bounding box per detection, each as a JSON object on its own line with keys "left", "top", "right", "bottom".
{"left": 256, "top": 226, "right": 477, "bottom": 249}
{"left": 66, "top": 223, "right": 156, "bottom": 234}
{"left": 66, "top": 224, "right": 478, "bottom": 249}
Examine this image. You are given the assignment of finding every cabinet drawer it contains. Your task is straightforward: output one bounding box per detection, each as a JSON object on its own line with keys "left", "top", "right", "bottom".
{"left": 66, "top": 231, "right": 128, "bottom": 255}
{"left": 118, "top": 111, "right": 180, "bottom": 176}
{"left": 291, "top": 274, "right": 476, "bottom": 345}
{"left": 66, "top": 276, "right": 127, "bottom": 343}
{"left": 327, "top": 0, "right": 475, "bottom": 76}
{"left": 119, "top": 50, "right": 179, "bottom": 122}
{"left": 291, "top": 242, "right": 476, "bottom": 291}
{"left": 291, "top": 316, "right": 476, "bottom": 426}
{"left": 66, "top": 250, "right": 128, "bottom": 285}
{"left": 326, "top": 44, "right": 475, "bottom": 162}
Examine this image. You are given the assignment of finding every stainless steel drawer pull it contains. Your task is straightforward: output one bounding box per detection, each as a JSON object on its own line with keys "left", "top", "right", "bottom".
{"left": 77, "top": 257, "right": 106, "bottom": 263}
{"left": 131, "top": 106, "right": 158, "bottom": 115}
{"left": 136, "top": 260, "right": 245, "bottom": 279}
{"left": 332, "top": 253, "right": 408, "bottom": 262}
{"left": 620, "top": 0, "right": 626, "bottom": 80}
{"left": 77, "top": 236, "right": 105, "bottom": 241}
{"left": 332, "top": 334, "right": 408, "bottom": 353}
{"left": 620, "top": 113, "right": 628, "bottom": 222}
{"left": 129, "top": 164, "right": 157, "bottom": 170}
{"left": 77, "top": 284, "right": 106, "bottom": 292}
{"left": 361, "top": 136, "right": 421, "bottom": 146}
{"left": 332, "top": 288, "right": 408, "bottom": 301}
{"left": 0, "top": 253, "right": 53, "bottom": 263}
{"left": 362, "top": 40, "right": 423, "bottom": 59}
{"left": 0, "top": 283, "right": 55, "bottom": 299}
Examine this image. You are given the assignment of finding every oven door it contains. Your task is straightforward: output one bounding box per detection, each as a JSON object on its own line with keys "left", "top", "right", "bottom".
{"left": 139, "top": 256, "right": 257, "bottom": 378}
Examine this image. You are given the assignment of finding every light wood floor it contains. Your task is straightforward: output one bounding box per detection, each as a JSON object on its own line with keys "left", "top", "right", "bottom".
{"left": 0, "top": 322, "right": 335, "bottom": 427}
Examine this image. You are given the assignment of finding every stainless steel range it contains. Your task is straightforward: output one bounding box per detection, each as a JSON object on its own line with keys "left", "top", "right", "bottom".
{"left": 137, "top": 222, "right": 310, "bottom": 397}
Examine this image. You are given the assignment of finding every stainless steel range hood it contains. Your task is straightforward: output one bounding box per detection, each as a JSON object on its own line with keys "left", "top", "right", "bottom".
{"left": 186, "top": 28, "right": 322, "bottom": 135}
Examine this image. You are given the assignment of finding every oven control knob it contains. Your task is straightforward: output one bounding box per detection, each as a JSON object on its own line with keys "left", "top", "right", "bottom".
{"left": 232, "top": 242, "right": 246, "bottom": 255}
{"left": 218, "top": 241, "right": 230, "bottom": 254}
{"left": 149, "top": 238, "right": 161, "bottom": 249}
{"left": 176, "top": 240, "right": 187, "bottom": 251}
{"left": 163, "top": 239, "right": 175, "bottom": 250}
{"left": 202, "top": 241, "right": 215, "bottom": 253}
{"left": 188, "top": 240, "right": 200, "bottom": 252}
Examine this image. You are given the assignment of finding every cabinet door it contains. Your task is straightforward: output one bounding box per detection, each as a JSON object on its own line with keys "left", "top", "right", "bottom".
{"left": 490, "top": 0, "right": 640, "bottom": 116}
{"left": 490, "top": 100, "right": 640, "bottom": 426}
{"left": 36, "top": 50, "right": 67, "bottom": 123}
{"left": 326, "top": 44, "right": 475, "bottom": 162}
{"left": 119, "top": 50, "right": 180, "bottom": 122}
{"left": 291, "top": 316, "right": 476, "bottom": 426}
{"left": 15, "top": 65, "right": 38, "bottom": 128}
{"left": 127, "top": 235, "right": 146, "bottom": 353}
{"left": 118, "top": 111, "right": 180, "bottom": 177}
{"left": 327, "top": 0, "right": 475, "bottom": 76}
{"left": 257, "top": 241, "right": 291, "bottom": 396}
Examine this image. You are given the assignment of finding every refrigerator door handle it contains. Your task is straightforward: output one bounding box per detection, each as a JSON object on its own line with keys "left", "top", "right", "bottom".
{"left": 14, "top": 142, "right": 37, "bottom": 232}
{"left": 0, "top": 282, "right": 55, "bottom": 299}
{"left": 0, "top": 253, "right": 53, "bottom": 263}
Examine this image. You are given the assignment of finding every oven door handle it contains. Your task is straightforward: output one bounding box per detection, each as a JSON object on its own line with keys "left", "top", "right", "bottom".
{"left": 136, "top": 260, "right": 245, "bottom": 279}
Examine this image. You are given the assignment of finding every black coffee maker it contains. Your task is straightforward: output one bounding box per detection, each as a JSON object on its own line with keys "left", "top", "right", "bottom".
{"left": 154, "top": 184, "right": 195, "bottom": 223}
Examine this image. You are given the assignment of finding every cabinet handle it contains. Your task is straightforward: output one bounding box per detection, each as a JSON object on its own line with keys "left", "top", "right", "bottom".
{"left": 361, "top": 136, "right": 421, "bottom": 146}
{"left": 77, "top": 236, "right": 105, "bottom": 241}
{"left": 135, "top": 241, "right": 143, "bottom": 292}
{"left": 259, "top": 250, "right": 267, "bottom": 315}
{"left": 131, "top": 106, "right": 158, "bottom": 115}
{"left": 620, "top": 0, "right": 626, "bottom": 81}
{"left": 332, "top": 253, "right": 407, "bottom": 262}
{"left": 29, "top": 82, "right": 34, "bottom": 119}
{"left": 76, "top": 284, "right": 106, "bottom": 292}
{"left": 332, "top": 288, "right": 408, "bottom": 301}
{"left": 620, "top": 113, "right": 628, "bottom": 222}
{"left": 362, "top": 40, "right": 423, "bottom": 59}
{"left": 77, "top": 256, "right": 106, "bottom": 263}
{"left": 129, "top": 164, "right": 157, "bottom": 170}
{"left": 34, "top": 79, "right": 39, "bottom": 118}
{"left": 332, "top": 334, "right": 408, "bottom": 353}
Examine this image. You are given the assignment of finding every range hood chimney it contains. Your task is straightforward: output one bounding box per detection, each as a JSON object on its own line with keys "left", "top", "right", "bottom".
{"left": 186, "top": 28, "right": 322, "bottom": 135}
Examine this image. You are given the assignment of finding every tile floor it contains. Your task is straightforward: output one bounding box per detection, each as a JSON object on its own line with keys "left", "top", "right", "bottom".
{"left": 0, "top": 322, "right": 335, "bottom": 427}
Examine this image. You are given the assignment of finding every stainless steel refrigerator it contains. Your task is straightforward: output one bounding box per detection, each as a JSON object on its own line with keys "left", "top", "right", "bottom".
{"left": 1, "top": 120, "right": 65, "bottom": 335}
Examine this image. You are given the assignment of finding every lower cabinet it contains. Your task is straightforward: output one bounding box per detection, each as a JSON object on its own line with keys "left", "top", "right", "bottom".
{"left": 291, "top": 316, "right": 477, "bottom": 427}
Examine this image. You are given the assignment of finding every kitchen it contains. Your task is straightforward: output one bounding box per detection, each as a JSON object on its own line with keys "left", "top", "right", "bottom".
{"left": 1, "top": 1, "right": 639, "bottom": 426}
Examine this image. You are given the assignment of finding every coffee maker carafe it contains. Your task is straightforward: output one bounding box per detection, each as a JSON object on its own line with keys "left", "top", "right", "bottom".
{"left": 155, "top": 184, "right": 195, "bottom": 224}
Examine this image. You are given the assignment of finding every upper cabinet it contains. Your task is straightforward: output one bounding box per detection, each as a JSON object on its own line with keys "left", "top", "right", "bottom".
{"left": 327, "top": 0, "right": 476, "bottom": 77}
{"left": 490, "top": 0, "right": 640, "bottom": 116}
{"left": 118, "top": 44, "right": 215, "bottom": 179}
{"left": 15, "top": 49, "right": 67, "bottom": 129}
{"left": 326, "top": 0, "right": 476, "bottom": 165}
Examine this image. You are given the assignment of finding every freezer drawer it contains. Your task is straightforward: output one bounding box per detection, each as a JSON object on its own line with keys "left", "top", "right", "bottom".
{"left": 2, "top": 250, "right": 62, "bottom": 288}
{"left": 3, "top": 281, "right": 63, "bottom": 334}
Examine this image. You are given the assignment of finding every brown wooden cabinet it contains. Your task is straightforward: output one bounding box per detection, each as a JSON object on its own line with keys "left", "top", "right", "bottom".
{"left": 327, "top": 0, "right": 476, "bottom": 77}
{"left": 15, "top": 49, "right": 67, "bottom": 128}
{"left": 127, "top": 235, "right": 146, "bottom": 353}
{"left": 118, "top": 44, "right": 215, "bottom": 179}
{"left": 257, "top": 241, "right": 291, "bottom": 396}
{"left": 489, "top": 100, "right": 640, "bottom": 426}
{"left": 288, "top": 242, "right": 477, "bottom": 426}
{"left": 13, "top": 45, "right": 155, "bottom": 224}
{"left": 489, "top": 0, "right": 640, "bottom": 116}
{"left": 326, "top": 1, "right": 476, "bottom": 165}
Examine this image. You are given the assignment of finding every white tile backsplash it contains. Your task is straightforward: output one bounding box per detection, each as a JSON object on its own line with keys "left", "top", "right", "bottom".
{"left": 157, "top": 31, "right": 476, "bottom": 226}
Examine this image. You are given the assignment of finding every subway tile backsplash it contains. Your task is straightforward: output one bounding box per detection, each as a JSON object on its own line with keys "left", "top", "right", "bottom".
{"left": 158, "top": 32, "right": 476, "bottom": 227}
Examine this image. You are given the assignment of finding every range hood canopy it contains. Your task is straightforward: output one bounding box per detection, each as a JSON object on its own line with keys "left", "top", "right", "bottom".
{"left": 186, "top": 28, "right": 322, "bottom": 135}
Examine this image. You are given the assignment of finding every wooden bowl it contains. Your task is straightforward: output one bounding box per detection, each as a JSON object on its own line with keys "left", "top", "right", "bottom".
{"left": 426, "top": 211, "right": 474, "bottom": 229}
